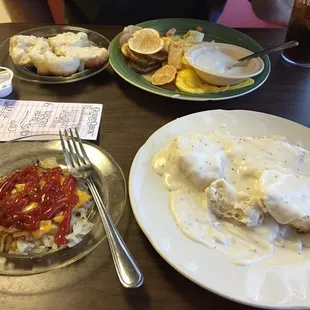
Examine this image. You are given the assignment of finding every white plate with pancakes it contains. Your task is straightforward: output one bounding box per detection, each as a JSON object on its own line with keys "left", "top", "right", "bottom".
{"left": 129, "top": 109, "right": 310, "bottom": 309}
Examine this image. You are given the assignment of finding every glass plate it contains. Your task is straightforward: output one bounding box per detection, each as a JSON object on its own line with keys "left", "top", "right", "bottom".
{"left": 0, "top": 25, "right": 110, "bottom": 84}
{"left": 0, "top": 135, "right": 126, "bottom": 275}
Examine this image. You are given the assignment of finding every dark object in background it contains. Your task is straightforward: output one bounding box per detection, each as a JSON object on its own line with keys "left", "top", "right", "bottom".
{"left": 282, "top": 0, "right": 310, "bottom": 67}
{"left": 64, "top": 0, "right": 227, "bottom": 25}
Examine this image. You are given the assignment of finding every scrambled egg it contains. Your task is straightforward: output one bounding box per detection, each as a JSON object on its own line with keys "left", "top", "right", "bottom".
{"left": 180, "top": 57, "right": 192, "bottom": 70}
{"left": 175, "top": 68, "right": 254, "bottom": 94}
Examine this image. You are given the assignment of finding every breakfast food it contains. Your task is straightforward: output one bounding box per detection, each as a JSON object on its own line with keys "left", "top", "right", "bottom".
{"left": 183, "top": 30, "right": 205, "bottom": 43}
{"left": 9, "top": 31, "right": 108, "bottom": 77}
{"left": 148, "top": 50, "right": 168, "bottom": 62}
{"left": 31, "top": 51, "right": 80, "bottom": 76}
{"left": 206, "top": 178, "right": 264, "bottom": 227}
{"left": 175, "top": 68, "right": 254, "bottom": 94}
{"left": 121, "top": 42, "right": 164, "bottom": 74}
{"left": 151, "top": 65, "right": 177, "bottom": 86}
{"left": 128, "top": 28, "right": 164, "bottom": 55}
{"left": 0, "top": 158, "right": 93, "bottom": 255}
{"left": 125, "top": 45, "right": 155, "bottom": 65}
{"left": 168, "top": 41, "right": 184, "bottom": 70}
{"left": 119, "top": 25, "right": 255, "bottom": 94}
{"left": 55, "top": 46, "right": 109, "bottom": 69}
{"left": 152, "top": 132, "right": 310, "bottom": 265}
{"left": 119, "top": 25, "right": 142, "bottom": 47}
{"left": 259, "top": 170, "right": 310, "bottom": 232}
{"left": 128, "top": 60, "right": 161, "bottom": 74}
{"left": 9, "top": 35, "right": 50, "bottom": 66}
{"left": 48, "top": 32, "right": 89, "bottom": 50}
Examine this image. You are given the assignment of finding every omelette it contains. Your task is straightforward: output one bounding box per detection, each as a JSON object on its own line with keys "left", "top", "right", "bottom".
{"left": 175, "top": 68, "right": 254, "bottom": 94}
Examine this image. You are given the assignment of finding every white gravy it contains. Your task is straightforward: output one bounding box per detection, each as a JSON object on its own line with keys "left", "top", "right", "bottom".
{"left": 0, "top": 70, "right": 11, "bottom": 85}
{"left": 191, "top": 45, "right": 255, "bottom": 76}
{"left": 152, "top": 131, "right": 310, "bottom": 265}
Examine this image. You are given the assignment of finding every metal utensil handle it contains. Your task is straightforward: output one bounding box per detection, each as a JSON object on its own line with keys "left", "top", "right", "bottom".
{"left": 238, "top": 40, "right": 299, "bottom": 62}
{"left": 86, "top": 178, "right": 144, "bottom": 288}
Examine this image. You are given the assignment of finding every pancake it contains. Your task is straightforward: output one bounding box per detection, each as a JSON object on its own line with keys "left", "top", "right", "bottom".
{"left": 128, "top": 28, "right": 164, "bottom": 55}
{"left": 129, "top": 60, "right": 161, "bottom": 74}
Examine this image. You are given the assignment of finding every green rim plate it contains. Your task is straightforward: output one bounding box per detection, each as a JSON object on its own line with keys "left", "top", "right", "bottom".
{"left": 109, "top": 18, "right": 271, "bottom": 101}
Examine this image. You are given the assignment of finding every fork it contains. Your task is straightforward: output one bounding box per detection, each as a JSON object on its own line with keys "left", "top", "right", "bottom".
{"left": 59, "top": 128, "right": 144, "bottom": 288}
{"left": 227, "top": 40, "right": 298, "bottom": 69}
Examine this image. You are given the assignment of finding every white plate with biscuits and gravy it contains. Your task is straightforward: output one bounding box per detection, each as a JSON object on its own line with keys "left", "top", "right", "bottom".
{"left": 129, "top": 109, "right": 310, "bottom": 309}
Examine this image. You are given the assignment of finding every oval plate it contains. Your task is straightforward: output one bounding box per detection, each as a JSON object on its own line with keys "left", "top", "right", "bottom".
{"left": 129, "top": 110, "right": 310, "bottom": 308}
{"left": 109, "top": 18, "right": 271, "bottom": 101}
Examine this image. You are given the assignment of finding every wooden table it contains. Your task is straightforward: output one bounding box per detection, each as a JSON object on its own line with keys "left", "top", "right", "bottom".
{"left": 1, "top": 23, "right": 310, "bottom": 310}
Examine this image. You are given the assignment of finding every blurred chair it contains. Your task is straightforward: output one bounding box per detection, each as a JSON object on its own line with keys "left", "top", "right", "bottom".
{"left": 217, "top": 0, "right": 282, "bottom": 28}
{"left": 48, "top": 0, "right": 64, "bottom": 24}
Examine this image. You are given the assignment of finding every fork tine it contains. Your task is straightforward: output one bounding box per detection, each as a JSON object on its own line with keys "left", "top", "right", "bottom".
{"left": 59, "top": 130, "right": 74, "bottom": 169}
{"left": 69, "top": 128, "right": 82, "bottom": 166}
{"left": 74, "top": 127, "right": 92, "bottom": 165}
{"left": 64, "top": 129, "right": 79, "bottom": 167}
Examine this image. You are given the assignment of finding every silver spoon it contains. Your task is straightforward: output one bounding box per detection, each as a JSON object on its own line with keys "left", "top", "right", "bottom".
{"left": 228, "top": 40, "right": 299, "bottom": 69}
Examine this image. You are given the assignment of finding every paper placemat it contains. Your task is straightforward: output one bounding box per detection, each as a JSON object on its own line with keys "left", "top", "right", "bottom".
{"left": 0, "top": 99, "right": 103, "bottom": 141}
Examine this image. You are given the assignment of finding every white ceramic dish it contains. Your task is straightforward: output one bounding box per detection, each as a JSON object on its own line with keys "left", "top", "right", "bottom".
{"left": 129, "top": 110, "right": 310, "bottom": 309}
{"left": 185, "top": 43, "right": 264, "bottom": 86}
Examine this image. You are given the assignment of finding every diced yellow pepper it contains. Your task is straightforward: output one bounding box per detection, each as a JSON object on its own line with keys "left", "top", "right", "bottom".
{"left": 32, "top": 220, "right": 53, "bottom": 239}
{"left": 15, "top": 183, "right": 25, "bottom": 192}
{"left": 53, "top": 213, "right": 65, "bottom": 223}
{"left": 53, "top": 189, "right": 91, "bottom": 221}
{"left": 23, "top": 202, "right": 39, "bottom": 212}
{"left": 75, "top": 189, "right": 91, "bottom": 209}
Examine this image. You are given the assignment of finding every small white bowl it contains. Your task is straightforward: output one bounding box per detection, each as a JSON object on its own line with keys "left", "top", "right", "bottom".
{"left": 185, "top": 43, "right": 264, "bottom": 86}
